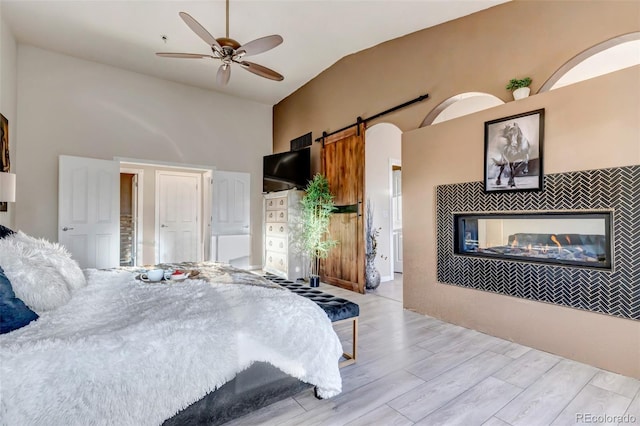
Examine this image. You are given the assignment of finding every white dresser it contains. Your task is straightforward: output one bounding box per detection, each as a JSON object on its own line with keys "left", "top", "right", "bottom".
{"left": 263, "top": 189, "right": 305, "bottom": 279}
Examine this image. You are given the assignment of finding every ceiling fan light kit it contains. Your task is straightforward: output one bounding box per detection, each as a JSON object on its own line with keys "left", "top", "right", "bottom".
{"left": 156, "top": 1, "right": 284, "bottom": 86}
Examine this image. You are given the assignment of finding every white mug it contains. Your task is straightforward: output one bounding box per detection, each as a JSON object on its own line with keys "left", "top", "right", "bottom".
{"left": 141, "top": 269, "right": 164, "bottom": 282}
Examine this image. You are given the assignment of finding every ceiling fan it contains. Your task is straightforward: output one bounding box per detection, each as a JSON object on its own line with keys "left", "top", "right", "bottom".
{"left": 156, "top": 0, "right": 284, "bottom": 86}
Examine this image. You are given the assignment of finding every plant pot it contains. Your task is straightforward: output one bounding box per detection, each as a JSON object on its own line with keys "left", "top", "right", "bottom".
{"left": 309, "top": 275, "right": 320, "bottom": 288}
{"left": 513, "top": 87, "right": 531, "bottom": 100}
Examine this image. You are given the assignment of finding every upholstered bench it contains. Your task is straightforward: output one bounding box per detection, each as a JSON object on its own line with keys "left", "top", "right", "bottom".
{"left": 264, "top": 274, "right": 359, "bottom": 367}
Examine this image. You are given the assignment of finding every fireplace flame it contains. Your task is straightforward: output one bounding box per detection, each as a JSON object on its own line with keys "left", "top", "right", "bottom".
{"left": 550, "top": 234, "right": 562, "bottom": 250}
{"left": 527, "top": 244, "right": 532, "bottom": 252}
{"left": 565, "top": 235, "right": 572, "bottom": 245}
{"left": 542, "top": 244, "right": 549, "bottom": 253}
{"left": 511, "top": 237, "right": 518, "bottom": 249}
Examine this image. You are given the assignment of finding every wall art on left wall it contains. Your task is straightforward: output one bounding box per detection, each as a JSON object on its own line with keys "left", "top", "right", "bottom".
{"left": 1, "top": 113, "right": 9, "bottom": 212}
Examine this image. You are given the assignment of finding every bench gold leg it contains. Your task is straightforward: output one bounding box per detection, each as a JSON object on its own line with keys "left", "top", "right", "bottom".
{"left": 335, "top": 317, "right": 358, "bottom": 368}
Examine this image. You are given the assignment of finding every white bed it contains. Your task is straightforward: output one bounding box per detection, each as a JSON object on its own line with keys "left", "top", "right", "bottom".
{"left": 0, "top": 231, "right": 343, "bottom": 426}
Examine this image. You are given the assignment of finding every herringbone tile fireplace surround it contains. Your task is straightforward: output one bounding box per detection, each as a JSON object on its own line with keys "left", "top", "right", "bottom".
{"left": 436, "top": 165, "right": 639, "bottom": 320}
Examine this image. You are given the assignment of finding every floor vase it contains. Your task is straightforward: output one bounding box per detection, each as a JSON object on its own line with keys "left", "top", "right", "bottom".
{"left": 365, "top": 256, "right": 381, "bottom": 290}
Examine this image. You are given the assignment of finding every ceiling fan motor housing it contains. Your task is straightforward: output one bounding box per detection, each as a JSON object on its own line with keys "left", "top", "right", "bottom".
{"left": 216, "top": 37, "right": 241, "bottom": 50}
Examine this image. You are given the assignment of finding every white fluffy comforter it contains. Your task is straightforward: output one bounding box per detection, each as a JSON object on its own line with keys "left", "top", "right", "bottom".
{"left": 0, "top": 269, "right": 343, "bottom": 426}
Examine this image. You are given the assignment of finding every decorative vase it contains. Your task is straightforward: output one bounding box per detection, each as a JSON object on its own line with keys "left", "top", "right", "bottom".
{"left": 309, "top": 275, "right": 320, "bottom": 288}
{"left": 365, "top": 255, "right": 381, "bottom": 290}
{"left": 513, "top": 87, "right": 531, "bottom": 100}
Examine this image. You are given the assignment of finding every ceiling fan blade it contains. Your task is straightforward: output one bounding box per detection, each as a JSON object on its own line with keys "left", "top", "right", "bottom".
{"left": 217, "top": 64, "right": 231, "bottom": 86}
{"left": 238, "top": 35, "right": 283, "bottom": 57}
{"left": 239, "top": 61, "right": 284, "bottom": 81}
{"left": 156, "top": 52, "right": 214, "bottom": 59}
{"left": 179, "top": 12, "right": 222, "bottom": 51}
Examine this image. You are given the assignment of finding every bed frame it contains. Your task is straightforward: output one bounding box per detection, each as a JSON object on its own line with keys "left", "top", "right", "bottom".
{"left": 164, "top": 274, "right": 360, "bottom": 425}
{"left": 164, "top": 362, "right": 311, "bottom": 426}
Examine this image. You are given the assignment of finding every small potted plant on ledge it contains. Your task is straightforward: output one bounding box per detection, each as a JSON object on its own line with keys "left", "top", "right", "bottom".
{"left": 300, "top": 173, "right": 337, "bottom": 287}
{"left": 506, "top": 77, "right": 532, "bottom": 100}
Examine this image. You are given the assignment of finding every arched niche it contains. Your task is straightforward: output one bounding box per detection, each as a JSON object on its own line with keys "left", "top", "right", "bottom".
{"left": 540, "top": 32, "right": 640, "bottom": 93}
{"left": 420, "top": 92, "right": 504, "bottom": 128}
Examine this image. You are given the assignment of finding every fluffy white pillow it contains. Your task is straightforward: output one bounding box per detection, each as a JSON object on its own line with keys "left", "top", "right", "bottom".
{"left": 0, "top": 237, "right": 71, "bottom": 313}
{"left": 12, "top": 231, "right": 87, "bottom": 292}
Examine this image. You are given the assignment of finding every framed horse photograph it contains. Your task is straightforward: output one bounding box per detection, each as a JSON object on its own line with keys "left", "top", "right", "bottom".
{"left": 484, "top": 109, "right": 544, "bottom": 193}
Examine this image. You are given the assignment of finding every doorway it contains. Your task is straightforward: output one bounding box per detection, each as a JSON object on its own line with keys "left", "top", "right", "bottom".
{"left": 120, "top": 173, "right": 136, "bottom": 266}
{"left": 119, "top": 167, "right": 144, "bottom": 267}
{"left": 391, "top": 163, "right": 403, "bottom": 274}
{"left": 118, "top": 159, "right": 214, "bottom": 266}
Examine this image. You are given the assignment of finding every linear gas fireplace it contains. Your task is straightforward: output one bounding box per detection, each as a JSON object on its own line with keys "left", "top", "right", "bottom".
{"left": 454, "top": 211, "right": 612, "bottom": 270}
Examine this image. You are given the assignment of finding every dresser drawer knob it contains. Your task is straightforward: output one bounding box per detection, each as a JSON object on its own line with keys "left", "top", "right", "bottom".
{"left": 279, "top": 226, "right": 284, "bottom": 232}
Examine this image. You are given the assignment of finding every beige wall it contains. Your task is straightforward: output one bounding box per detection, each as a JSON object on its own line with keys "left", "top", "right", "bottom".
{"left": 0, "top": 14, "right": 17, "bottom": 228}
{"left": 14, "top": 46, "right": 272, "bottom": 266}
{"left": 273, "top": 1, "right": 640, "bottom": 153}
{"left": 403, "top": 66, "right": 640, "bottom": 378}
{"left": 272, "top": 0, "right": 640, "bottom": 377}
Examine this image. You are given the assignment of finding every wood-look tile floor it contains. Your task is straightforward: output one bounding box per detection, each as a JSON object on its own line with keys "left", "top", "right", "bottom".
{"left": 228, "top": 279, "right": 640, "bottom": 426}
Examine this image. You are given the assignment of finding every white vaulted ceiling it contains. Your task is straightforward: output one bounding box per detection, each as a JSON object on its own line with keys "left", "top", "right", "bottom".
{"left": 1, "top": 0, "right": 509, "bottom": 105}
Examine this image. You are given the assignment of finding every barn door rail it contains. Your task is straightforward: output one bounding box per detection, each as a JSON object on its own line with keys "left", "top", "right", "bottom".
{"left": 315, "top": 93, "right": 429, "bottom": 144}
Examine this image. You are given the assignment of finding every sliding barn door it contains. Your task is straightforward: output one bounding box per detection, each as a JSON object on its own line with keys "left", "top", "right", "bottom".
{"left": 321, "top": 125, "right": 365, "bottom": 293}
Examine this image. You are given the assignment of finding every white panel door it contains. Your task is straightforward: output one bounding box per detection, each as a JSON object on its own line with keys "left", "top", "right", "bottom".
{"left": 212, "top": 171, "right": 250, "bottom": 263}
{"left": 58, "top": 155, "right": 120, "bottom": 269}
{"left": 157, "top": 171, "right": 201, "bottom": 263}
{"left": 393, "top": 230, "right": 404, "bottom": 273}
{"left": 392, "top": 168, "right": 403, "bottom": 273}
{"left": 213, "top": 171, "right": 250, "bottom": 235}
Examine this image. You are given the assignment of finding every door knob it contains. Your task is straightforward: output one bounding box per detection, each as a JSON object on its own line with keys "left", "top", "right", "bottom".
{"left": 161, "top": 224, "right": 168, "bottom": 228}
{"left": 62, "top": 227, "right": 75, "bottom": 232}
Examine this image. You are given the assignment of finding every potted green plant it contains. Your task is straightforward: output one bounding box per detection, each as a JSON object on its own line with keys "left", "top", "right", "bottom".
{"left": 506, "top": 77, "right": 532, "bottom": 100}
{"left": 300, "top": 173, "right": 337, "bottom": 287}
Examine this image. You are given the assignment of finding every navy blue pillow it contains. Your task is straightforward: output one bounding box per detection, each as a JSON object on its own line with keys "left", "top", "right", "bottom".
{"left": 0, "top": 266, "right": 39, "bottom": 334}
{"left": 0, "top": 225, "right": 14, "bottom": 239}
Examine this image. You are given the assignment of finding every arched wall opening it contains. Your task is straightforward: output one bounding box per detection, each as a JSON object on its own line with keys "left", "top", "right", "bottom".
{"left": 365, "top": 122, "right": 402, "bottom": 289}
{"left": 420, "top": 92, "right": 504, "bottom": 127}
{"left": 540, "top": 32, "right": 640, "bottom": 93}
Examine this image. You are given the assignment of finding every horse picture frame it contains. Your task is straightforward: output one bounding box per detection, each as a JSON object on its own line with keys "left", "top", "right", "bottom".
{"left": 484, "top": 109, "right": 544, "bottom": 193}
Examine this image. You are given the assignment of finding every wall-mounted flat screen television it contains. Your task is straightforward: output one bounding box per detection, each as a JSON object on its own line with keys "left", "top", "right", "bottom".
{"left": 263, "top": 148, "right": 311, "bottom": 193}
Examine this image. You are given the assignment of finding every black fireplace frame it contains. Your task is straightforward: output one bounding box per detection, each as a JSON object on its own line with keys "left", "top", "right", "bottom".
{"left": 453, "top": 211, "right": 613, "bottom": 270}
